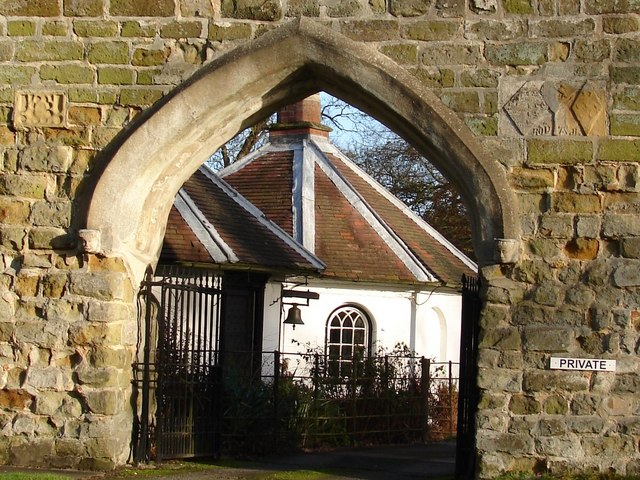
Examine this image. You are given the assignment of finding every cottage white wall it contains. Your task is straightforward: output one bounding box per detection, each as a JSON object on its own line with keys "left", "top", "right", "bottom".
{"left": 261, "top": 280, "right": 462, "bottom": 363}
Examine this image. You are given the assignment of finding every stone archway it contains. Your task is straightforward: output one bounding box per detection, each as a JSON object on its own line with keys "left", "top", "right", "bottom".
{"left": 84, "top": 17, "right": 519, "bottom": 282}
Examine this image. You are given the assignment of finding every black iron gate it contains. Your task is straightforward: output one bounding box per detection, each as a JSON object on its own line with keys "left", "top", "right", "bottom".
{"left": 456, "top": 274, "right": 481, "bottom": 479}
{"left": 133, "top": 266, "right": 223, "bottom": 462}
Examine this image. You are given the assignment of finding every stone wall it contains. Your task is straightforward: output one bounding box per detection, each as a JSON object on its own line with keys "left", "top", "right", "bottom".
{"left": 0, "top": 0, "right": 638, "bottom": 476}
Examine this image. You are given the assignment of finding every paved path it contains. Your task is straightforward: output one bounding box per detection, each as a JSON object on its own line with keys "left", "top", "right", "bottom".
{"left": 0, "top": 441, "right": 456, "bottom": 480}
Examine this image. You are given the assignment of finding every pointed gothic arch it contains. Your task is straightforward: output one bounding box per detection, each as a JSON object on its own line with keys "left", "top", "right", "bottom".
{"left": 84, "top": 17, "right": 518, "bottom": 281}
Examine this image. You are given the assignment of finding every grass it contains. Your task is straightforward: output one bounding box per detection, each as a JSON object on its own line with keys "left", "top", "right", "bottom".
{"left": 0, "top": 474, "right": 74, "bottom": 480}
{"left": 494, "top": 474, "right": 640, "bottom": 480}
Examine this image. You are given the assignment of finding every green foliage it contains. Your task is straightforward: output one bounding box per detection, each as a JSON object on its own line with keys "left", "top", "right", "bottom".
{"left": 220, "top": 343, "right": 457, "bottom": 456}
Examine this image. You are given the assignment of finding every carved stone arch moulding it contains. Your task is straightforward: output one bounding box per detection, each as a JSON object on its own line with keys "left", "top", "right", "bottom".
{"left": 85, "top": 17, "right": 519, "bottom": 283}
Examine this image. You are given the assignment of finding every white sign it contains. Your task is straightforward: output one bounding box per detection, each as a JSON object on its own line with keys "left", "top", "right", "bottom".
{"left": 550, "top": 357, "right": 616, "bottom": 372}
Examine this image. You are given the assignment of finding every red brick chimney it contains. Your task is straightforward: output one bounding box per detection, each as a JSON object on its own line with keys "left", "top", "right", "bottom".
{"left": 270, "top": 94, "right": 331, "bottom": 140}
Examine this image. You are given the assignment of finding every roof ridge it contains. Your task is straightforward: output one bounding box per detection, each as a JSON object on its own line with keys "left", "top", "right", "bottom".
{"left": 199, "top": 166, "right": 326, "bottom": 272}
{"left": 174, "top": 189, "right": 239, "bottom": 263}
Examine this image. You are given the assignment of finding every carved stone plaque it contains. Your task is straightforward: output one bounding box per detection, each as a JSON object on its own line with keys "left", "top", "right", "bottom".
{"left": 504, "top": 83, "right": 552, "bottom": 136}
{"left": 14, "top": 91, "right": 66, "bottom": 128}
{"left": 572, "top": 85, "right": 607, "bottom": 136}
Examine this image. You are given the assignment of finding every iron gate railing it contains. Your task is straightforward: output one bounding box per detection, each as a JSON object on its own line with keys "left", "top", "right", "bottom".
{"left": 133, "top": 266, "right": 223, "bottom": 462}
{"left": 456, "top": 274, "right": 481, "bottom": 479}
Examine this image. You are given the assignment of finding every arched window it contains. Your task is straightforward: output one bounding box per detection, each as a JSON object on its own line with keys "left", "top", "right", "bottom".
{"left": 326, "top": 305, "right": 371, "bottom": 376}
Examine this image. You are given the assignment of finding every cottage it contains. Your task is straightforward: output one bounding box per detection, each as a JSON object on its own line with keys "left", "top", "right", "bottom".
{"left": 160, "top": 95, "right": 477, "bottom": 372}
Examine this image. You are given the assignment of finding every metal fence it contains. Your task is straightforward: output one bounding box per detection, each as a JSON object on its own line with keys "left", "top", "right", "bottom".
{"left": 219, "top": 351, "right": 459, "bottom": 455}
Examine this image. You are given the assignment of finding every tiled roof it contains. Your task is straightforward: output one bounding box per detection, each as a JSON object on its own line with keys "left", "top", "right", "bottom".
{"left": 220, "top": 136, "right": 476, "bottom": 286}
{"left": 160, "top": 168, "right": 323, "bottom": 274}
{"left": 323, "top": 152, "right": 477, "bottom": 284}
{"left": 222, "top": 151, "right": 295, "bottom": 236}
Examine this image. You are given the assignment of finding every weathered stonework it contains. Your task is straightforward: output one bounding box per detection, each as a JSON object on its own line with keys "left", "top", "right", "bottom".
{"left": 0, "top": 1, "right": 638, "bottom": 478}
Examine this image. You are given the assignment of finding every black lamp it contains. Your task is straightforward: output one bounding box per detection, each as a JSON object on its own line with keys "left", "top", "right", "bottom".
{"left": 283, "top": 304, "right": 304, "bottom": 329}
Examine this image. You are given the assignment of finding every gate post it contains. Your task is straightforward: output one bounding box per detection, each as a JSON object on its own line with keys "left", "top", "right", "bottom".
{"left": 421, "top": 357, "right": 430, "bottom": 442}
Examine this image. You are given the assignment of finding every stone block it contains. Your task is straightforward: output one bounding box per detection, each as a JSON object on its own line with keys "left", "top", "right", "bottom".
{"left": 0, "top": 389, "right": 34, "bottom": 409}
{"left": 72, "top": 21, "right": 116, "bottom": 38}
{"left": 597, "top": 139, "right": 640, "bottom": 162}
{"left": 503, "top": 0, "right": 534, "bottom": 13}
{"left": 530, "top": 19, "right": 595, "bottom": 37}
{"left": 89, "top": 347, "right": 131, "bottom": 369}
{"left": 16, "top": 41, "right": 83, "bottom": 62}
{"left": 563, "top": 238, "right": 599, "bottom": 260}
{"left": 30, "top": 201, "right": 71, "bottom": 228}
{"left": 610, "top": 65, "right": 640, "bottom": 85}
{"left": 0, "top": 226, "right": 26, "bottom": 250}
{"left": 543, "top": 394, "right": 568, "bottom": 414}
{"left": 83, "top": 389, "right": 122, "bottom": 415}
{"left": 481, "top": 432, "right": 533, "bottom": 454}
{"left": 97, "top": 67, "right": 135, "bottom": 85}
{"left": 603, "top": 15, "right": 639, "bottom": 34}
{"left": 552, "top": 192, "right": 600, "bottom": 213}
{"left": 485, "top": 42, "right": 547, "bottom": 66}
{"left": 422, "top": 43, "right": 482, "bottom": 65}
{"left": 538, "top": 418, "right": 567, "bottom": 436}
{"left": 121, "top": 21, "right": 156, "bottom": 37}
{"left": 390, "top": 0, "right": 432, "bottom": 15}
{"left": 64, "top": 0, "right": 104, "bottom": 16}
{"left": 621, "top": 237, "right": 640, "bottom": 258}
{"left": 40, "top": 65, "right": 95, "bottom": 84}
{"left": 535, "top": 436, "right": 584, "bottom": 458}
{"left": 603, "top": 213, "right": 640, "bottom": 237}
{"left": 160, "top": 21, "right": 203, "bottom": 38}
{"left": 477, "top": 367, "right": 522, "bottom": 392}
{"left": 527, "top": 139, "right": 593, "bottom": 165}
{"left": 0, "top": 174, "right": 49, "bottom": 199}
{"left": 0, "top": 66, "right": 37, "bottom": 85}
{"left": 526, "top": 371, "right": 591, "bottom": 394}
{"left": 379, "top": 44, "right": 418, "bottom": 64}
{"left": 465, "top": 116, "right": 498, "bottom": 136}
{"left": 440, "top": 91, "right": 480, "bottom": 113}
{"left": 221, "top": 0, "right": 284, "bottom": 20}
{"left": 401, "top": 20, "right": 460, "bottom": 41}
{"left": 611, "top": 113, "right": 640, "bottom": 136}
{"left": 9, "top": 438, "right": 55, "bottom": 467}
{"left": 43, "top": 21, "right": 69, "bottom": 36}
{"left": 19, "top": 145, "right": 72, "bottom": 173}
{"left": 467, "top": 20, "right": 526, "bottom": 41}
{"left": 614, "top": 86, "right": 640, "bottom": 111}
{"left": 87, "top": 42, "right": 129, "bottom": 64}
{"left": 0, "top": 198, "right": 31, "bottom": 224}
{"left": 614, "top": 38, "right": 640, "bottom": 63}
{"left": 181, "top": 0, "right": 216, "bottom": 16}
{"left": 509, "top": 394, "right": 541, "bottom": 414}
{"left": 132, "top": 48, "right": 167, "bottom": 66}
{"left": 68, "top": 106, "right": 101, "bottom": 126}
{"left": 69, "top": 272, "right": 128, "bottom": 301}
{"left": 0, "top": 0, "right": 60, "bottom": 16}
{"left": 86, "top": 300, "right": 133, "bottom": 324}
{"left": 461, "top": 68, "right": 500, "bottom": 87}
{"left": 613, "top": 260, "right": 640, "bottom": 286}
{"left": 511, "top": 167, "right": 554, "bottom": 191}
{"left": 340, "top": 20, "right": 399, "bottom": 41}
{"left": 119, "top": 88, "right": 165, "bottom": 106}
{"left": 208, "top": 22, "right": 252, "bottom": 41}
{"left": 409, "top": 67, "right": 455, "bottom": 88}
{"left": 110, "top": 0, "right": 174, "bottom": 16}
{"left": 24, "top": 366, "right": 73, "bottom": 390}
{"left": 8, "top": 20, "right": 36, "bottom": 37}
{"left": 522, "top": 326, "right": 573, "bottom": 352}
{"left": 581, "top": 435, "right": 635, "bottom": 457}
{"left": 567, "top": 415, "right": 604, "bottom": 433}
{"left": 68, "top": 322, "right": 122, "bottom": 347}
{"left": 479, "top": 327, "right": 522, "bottom": 350}
{"left": 539, "top": 214, "right": 572, "bottom": 237}
{"left": 0, "top": 41, "right": 14, "bottom": 61}
{"left": 470, "top": 0, "right": 498, "bottom": 13}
